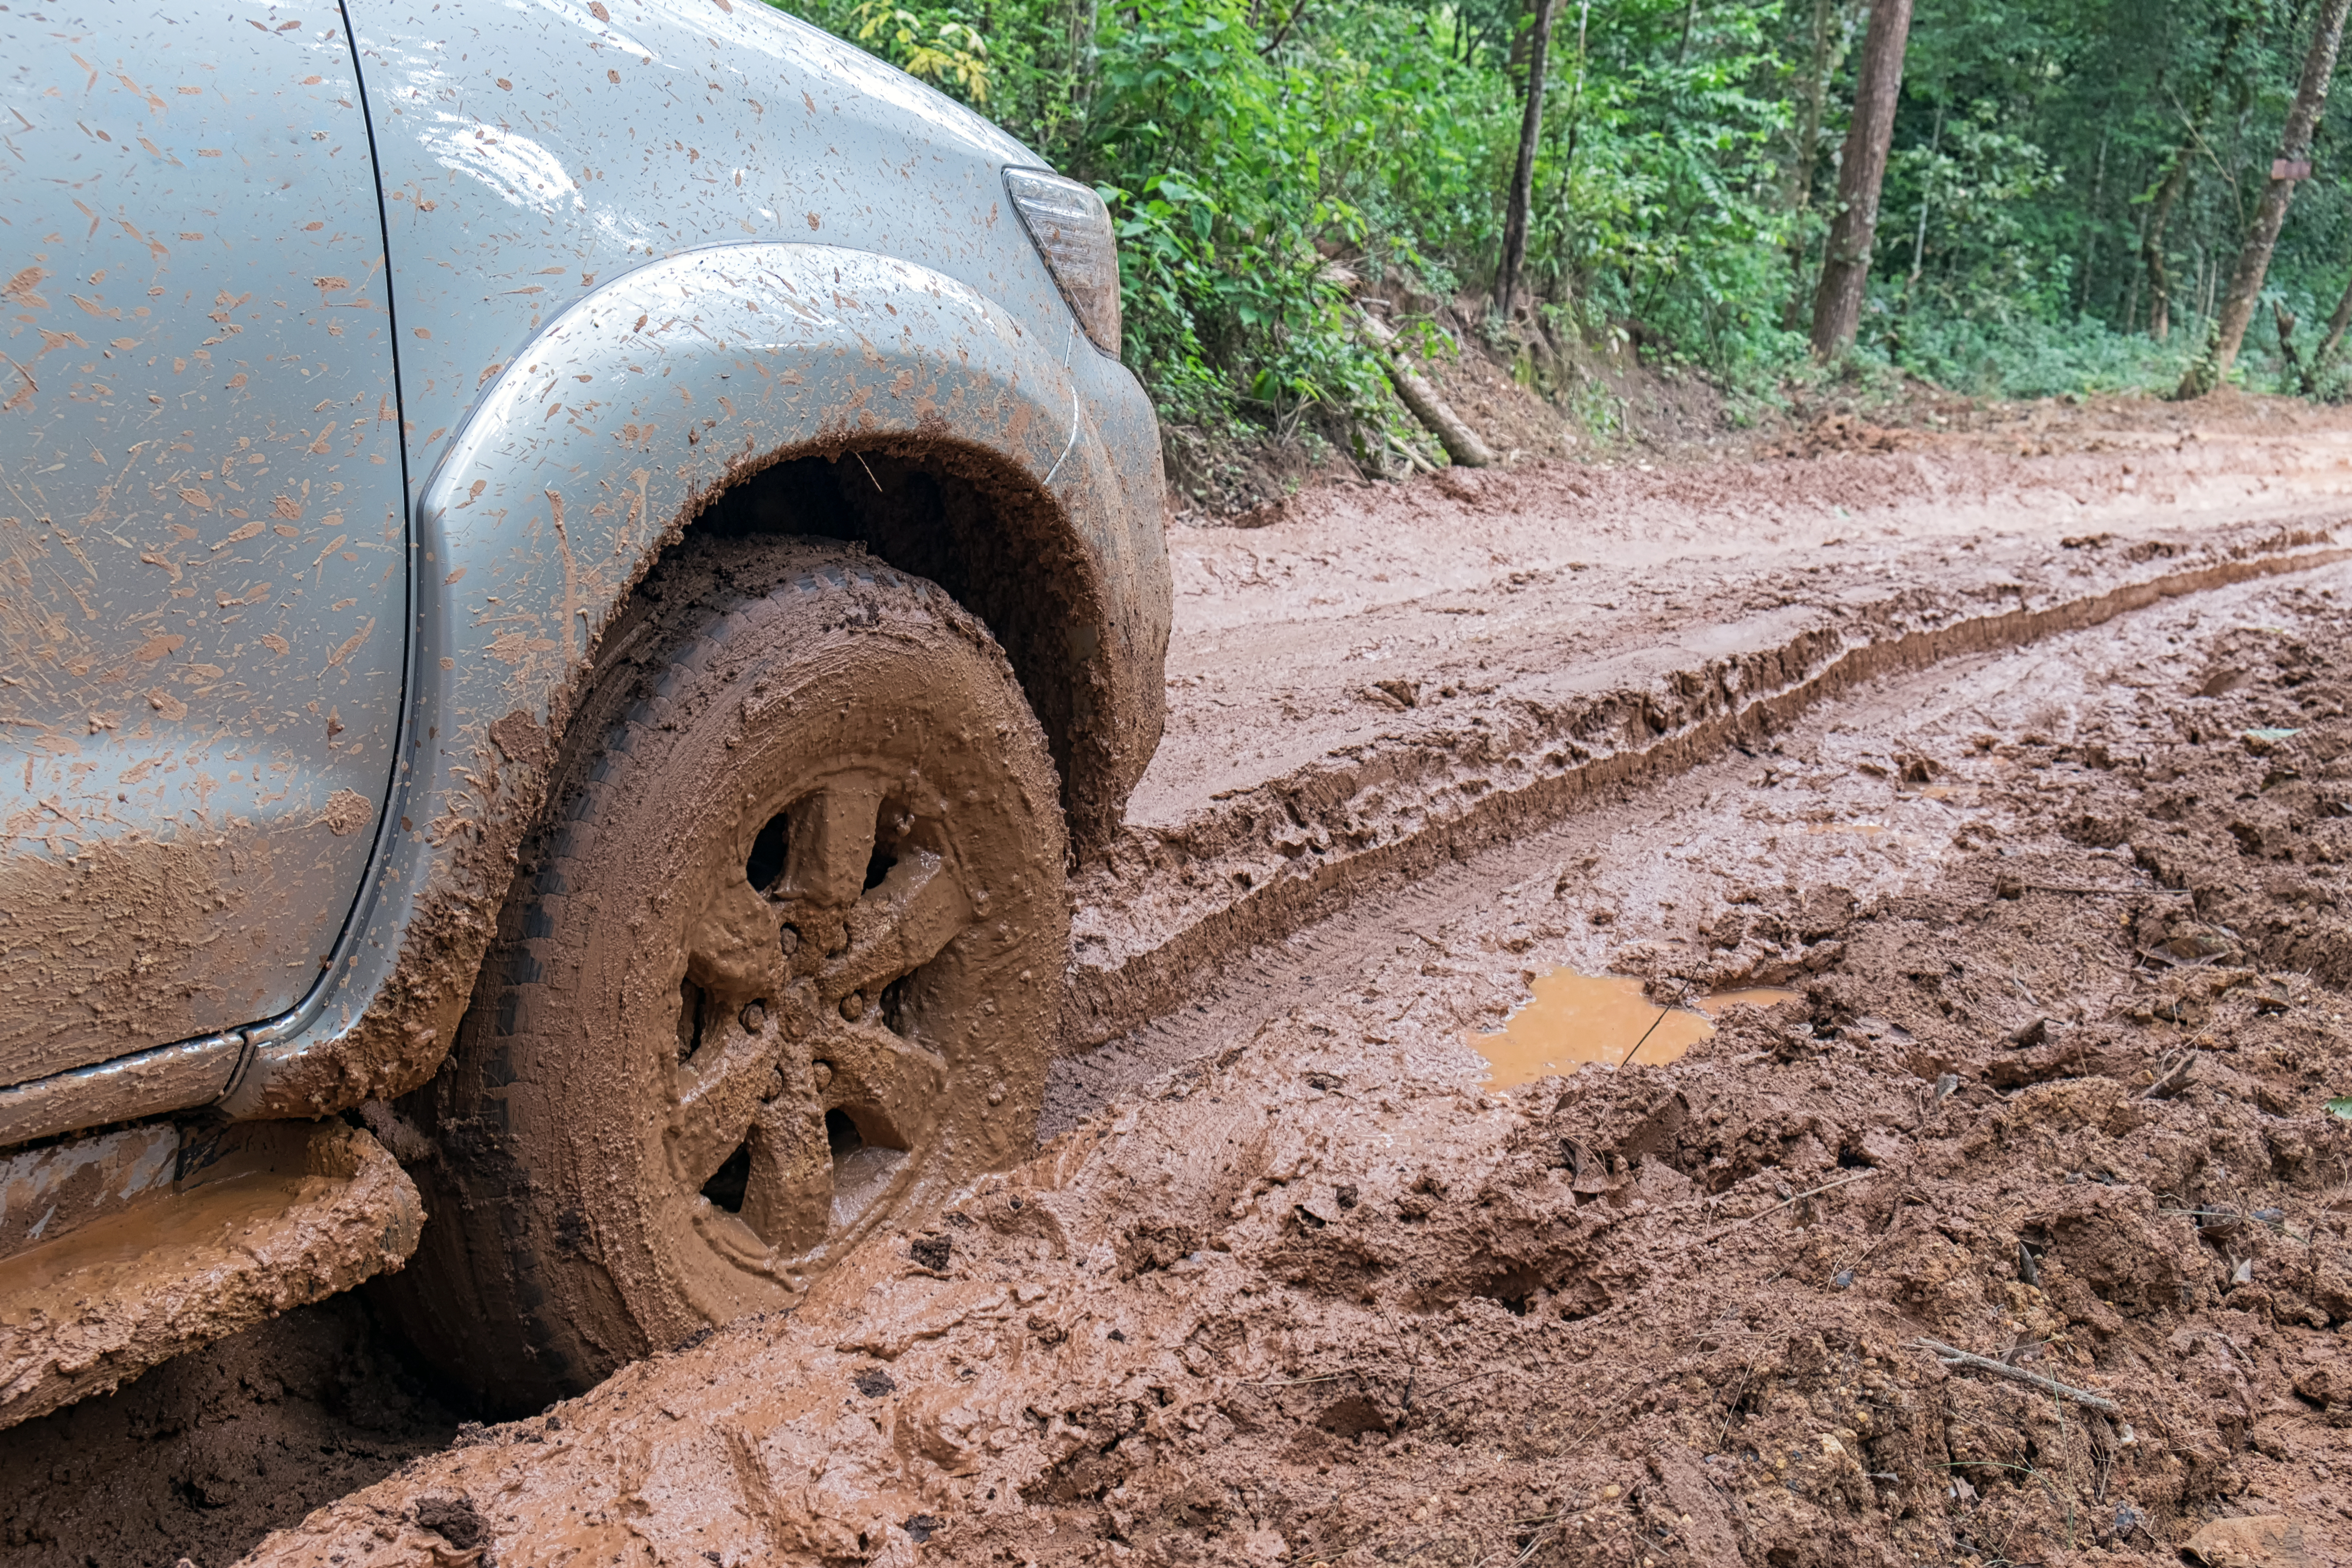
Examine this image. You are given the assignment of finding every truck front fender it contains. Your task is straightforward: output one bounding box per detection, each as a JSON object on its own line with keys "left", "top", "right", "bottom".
{"left": 224, "top": 242, "right": 1166, "bottom": 1118}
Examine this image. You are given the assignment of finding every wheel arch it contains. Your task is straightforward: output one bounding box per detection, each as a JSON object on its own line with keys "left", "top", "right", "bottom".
{"left": 222, "top": 242, "right": 1166, "bottom": 1120}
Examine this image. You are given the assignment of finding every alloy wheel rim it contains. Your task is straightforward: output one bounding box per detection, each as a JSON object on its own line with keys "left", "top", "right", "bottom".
{"left": 662, "top": 767, "right": 981, "bottom": 1273}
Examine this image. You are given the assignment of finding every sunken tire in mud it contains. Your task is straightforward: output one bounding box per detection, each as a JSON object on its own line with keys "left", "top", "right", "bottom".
{"left": 385, "top": 537, "right": 1067, "bottom": 1412}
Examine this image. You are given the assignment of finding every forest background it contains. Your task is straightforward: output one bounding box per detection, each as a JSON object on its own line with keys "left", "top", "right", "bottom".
{"left": 775, "top": 0, "right": 2352, "bottom": 457}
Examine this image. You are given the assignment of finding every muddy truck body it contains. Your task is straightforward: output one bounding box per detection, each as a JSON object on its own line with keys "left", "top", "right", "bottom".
{"left": 0, "top": 0, "right": 1168, "bottom": 1423}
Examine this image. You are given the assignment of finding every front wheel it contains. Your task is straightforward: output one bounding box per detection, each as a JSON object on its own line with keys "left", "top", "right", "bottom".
{"left": 385, "top": 537, "right": 1067, "bottom": 1412}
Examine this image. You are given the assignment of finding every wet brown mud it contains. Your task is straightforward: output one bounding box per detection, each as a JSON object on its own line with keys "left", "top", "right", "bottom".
{"left": 0, "top": 1291, "right": 459, "bottom": 1565}
{"left": 241, "top": 562, "right": 2352, "bottom": 1567}
{"left": 1469, "top": 975, "right": 1800, "bottom": 1085}
{"left": 1063, "top": 399, "right": 2352, "bottom": 1063}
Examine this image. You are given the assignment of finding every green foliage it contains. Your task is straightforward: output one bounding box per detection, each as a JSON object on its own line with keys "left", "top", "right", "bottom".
{"left": 846, "top": 4, "right": 991, "bottom": 102}
{"left": 1083, "top": 1, "right": 1496, "bottom": 430}
{"left": 1880, "top": 308, "right": 2197, "bottom": 399}
{"left": 1885, "top": 101, "right": 2067, "bottom": 319}
{"left": 777, "top": 0, "right": 2352, "bottom": 430}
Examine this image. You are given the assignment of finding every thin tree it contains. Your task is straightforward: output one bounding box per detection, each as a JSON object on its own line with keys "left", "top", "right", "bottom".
{"left": 1781, "top": 0, "right": 1855, "bottom": 330}
{"left": 2179, "top": 0, "right": 2352, "bottom": 398}
{"left": 2142, "top": 10, "right": 2247, "bottom": 343}
{"left": 1495, "top": 0, "right": 1563, "bottom": 318}
{"left": 1064, "top": 0, "right": 1098, "bottom": 145}
{"left": 1809, "top": 0, "right": 1915, "bottom": 358}
{"left": 2303, "top": 263, "right": 2352, "bottom": 390}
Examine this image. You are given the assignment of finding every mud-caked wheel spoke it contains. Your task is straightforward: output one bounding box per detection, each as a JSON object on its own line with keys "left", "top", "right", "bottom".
{"left": 811, "top": 1015, "right": 948, "bottom": 1150}
{"left": 774, "top": 779, "right": 885, "bottom": 957}
{"left": 686, "top": 876, "right": 789, "bottom": 1006}
{"left": 736, "top": 1093, "right": 833, "bottom": 1253}
{"left": 822, "top": 847, "right": 974, "bottom": 1009}
{"left": 669, "top": 1012, "right": 783, "bottom": 1189}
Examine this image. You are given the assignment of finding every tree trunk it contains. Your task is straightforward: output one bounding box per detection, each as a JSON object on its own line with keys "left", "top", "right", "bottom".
{"left": 1067, "top": 0, "right": 1098, "bottom": 123}
{"left": 2179, "top": 0, "right": 2352, "bottom": 398}
{"left": 1809, "top": 0, "right": 1914, "bottom": 358}
{"left": 2076, "top": 127, "right": 2108, "bottom": 318}
{"left": 1781, "top": 0, "right": 1849, "bottom": 330}
{"left": 2276, "top": 300, "right": 2305, "bottom": 390}
{"left": 2307, "top": 265, "right": 2352, "bottom": 388}
{"left": 1905, "top": 102, "right": 1944, "bottom": 290}
{"left": 1494, "top": 0, "right": 1562, "bottom": 317}
{"left": 2143, "top": 12, "right": 2248, "bottom": 343}
{"left": 2141, "top": 151, "right": 2191, "bottom": 342}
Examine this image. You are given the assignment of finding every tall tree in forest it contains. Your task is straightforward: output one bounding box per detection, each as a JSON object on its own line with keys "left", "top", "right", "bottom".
{"left": 1809, "top": 0, "right": 1914, "bottom": 357}
{"left": 2141, "top": 11, "right": 2247, "bottom": 343}
{"left": 2178, "top": 0, "right": 2352, "bottom": 397}
{"left": 1068, "top": 0, "right": 1098, "bottom": 115}
{"left": 1782, "top": 0, "right": 1854, "bottom": 329}
{"left": 1495, "top": 0, "right": 1563, "bottom": 316}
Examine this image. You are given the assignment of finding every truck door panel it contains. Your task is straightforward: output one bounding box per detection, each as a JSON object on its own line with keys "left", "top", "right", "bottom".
{"left": 0, "top": 3, "right": 405, "bottom": 1087}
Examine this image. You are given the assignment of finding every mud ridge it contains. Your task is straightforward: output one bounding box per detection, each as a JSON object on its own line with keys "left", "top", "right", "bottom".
{"left": 1065, "top": 531, "right": 2352, "bottom": 1050}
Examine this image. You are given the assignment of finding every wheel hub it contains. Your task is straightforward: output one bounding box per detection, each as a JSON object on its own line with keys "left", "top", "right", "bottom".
{"left": 668, "top": 775, "right": 973, "bottom": 1265}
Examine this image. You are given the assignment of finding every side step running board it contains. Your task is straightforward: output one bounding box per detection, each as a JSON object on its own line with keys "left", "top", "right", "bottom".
{"left": 0, "top": 1119, "right": 421, "bottom": 1430}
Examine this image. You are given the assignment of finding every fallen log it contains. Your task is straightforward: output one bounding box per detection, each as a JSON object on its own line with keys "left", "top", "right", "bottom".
{"left": 1357, "top": 310, "right": 1496, "bottom": 468}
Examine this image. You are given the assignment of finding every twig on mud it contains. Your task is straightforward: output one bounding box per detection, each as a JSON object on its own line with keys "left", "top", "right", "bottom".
{"left": 2141, "top": 1050, "right": 2197, "bottom": 1100}
{"left": 1716, "top": 1363, "right": 1758, "bottom": 1446}
{"left": 1618, "top": 1005, "right": 1674, "bottom": 1069}
{"left": 2134, "top": 946, "right": 2223, "bottom": 971}
{"left": 1411, "top": 1363, "right": 1505, "bottom": 1401}
{"left": 1826, "top": 1187, "right": 1913, "bottom": 1292}
{"left": 1508, "top": 1520, "right": 1562, "bottom": 1568}
{"left": 1912, "top": 1338, "right": 2122, "bottom": 1414}
{"left": 1621, "top": 979, "right": 1695, "bottom": 1069}
{"left": 1705, "top": 1169, "right": 1876, "bottom": 1239}
{"left": 2014, "top": 882, "right": 2182, "bottom": 897}
{"left": 1238, "top": 1371, "right": 1366, "bottom": 1387}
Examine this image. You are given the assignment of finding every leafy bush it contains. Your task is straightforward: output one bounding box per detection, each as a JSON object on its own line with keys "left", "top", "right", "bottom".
{"left": 782, "top": 0, "right": 2352, "bottom": 434}
{"left": 1885, "top": 310, "right": 2197, "bottom": 400}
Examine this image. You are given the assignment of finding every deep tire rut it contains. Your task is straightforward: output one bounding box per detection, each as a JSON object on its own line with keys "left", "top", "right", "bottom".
{"left": 1062, "top": 530, "right": 2352, "bottom": 1065}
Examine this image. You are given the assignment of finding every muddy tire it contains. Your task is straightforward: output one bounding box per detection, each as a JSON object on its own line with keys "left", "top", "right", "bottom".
{"left": 383, "top": 537, "right": 1066, "bottom": 1412}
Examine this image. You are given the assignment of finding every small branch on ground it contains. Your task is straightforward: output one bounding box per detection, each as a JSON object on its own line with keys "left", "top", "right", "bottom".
{"left": 1912, "top": 1338, "right": 2122, "bottom": 1413}
{"left": 2142, "top": 1051, "right": 2197, "bottom": 1100}
{"left": 1705, "top": 1169, "right": 1876, "bottom": 1239}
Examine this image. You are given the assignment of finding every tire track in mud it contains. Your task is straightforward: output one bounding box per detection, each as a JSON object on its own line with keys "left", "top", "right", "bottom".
{"left": 1046, "top": 532, "right": 2352, "bottom": 1136}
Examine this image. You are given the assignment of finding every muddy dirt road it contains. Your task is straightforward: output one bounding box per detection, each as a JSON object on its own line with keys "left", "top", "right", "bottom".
{"left": 9, "top": 407, "right": 2352, "bottom": 1567}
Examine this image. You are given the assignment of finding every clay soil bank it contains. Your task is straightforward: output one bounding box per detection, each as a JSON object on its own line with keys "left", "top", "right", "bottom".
{"left": 7, "top": 402, "right": 2352, "bottom": 1567}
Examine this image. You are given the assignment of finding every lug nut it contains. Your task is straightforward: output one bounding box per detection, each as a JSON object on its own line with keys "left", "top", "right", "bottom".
{"left": 740, "top": 1001, "right": 766, "bottom": 1032}
{"left": 813, "top": 1061, "right": 834, "bottom": 1090}
{"left": 779, "top": 926, "right": 799, "bottom": 956}
{"left": 839, "top": 991, "right": 863, "bottom": 1021}
{"left": 762, "top": 1067, "right": 785, "bottom": 1102}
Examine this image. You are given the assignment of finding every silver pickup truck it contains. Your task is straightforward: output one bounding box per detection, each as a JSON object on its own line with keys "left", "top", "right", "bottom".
{"left": 0, "top": 0, "right": 1168, "bottom": 1421}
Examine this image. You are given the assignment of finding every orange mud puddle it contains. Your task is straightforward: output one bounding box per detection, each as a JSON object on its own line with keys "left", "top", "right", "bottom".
{"left": 1470, "top": 972, "right": 1800, "bottom": 1086}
